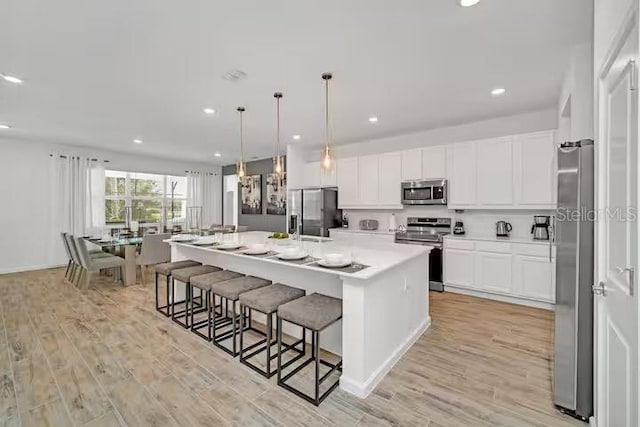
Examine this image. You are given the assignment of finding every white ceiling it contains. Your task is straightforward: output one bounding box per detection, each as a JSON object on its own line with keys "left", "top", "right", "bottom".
{"left": 0, "top": 0, "right": 592, "bottom": 165}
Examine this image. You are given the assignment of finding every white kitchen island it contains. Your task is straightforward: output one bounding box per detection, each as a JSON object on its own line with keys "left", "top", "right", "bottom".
{"left": 168, "top": 231, "right": 431, "bottom": 398}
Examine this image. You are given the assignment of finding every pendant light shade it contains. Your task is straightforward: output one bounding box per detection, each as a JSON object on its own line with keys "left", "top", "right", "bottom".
{"left": 236, "top": 107, "right": 246, "bottom": 179}
{"left": 273, "top": 92, "right": 285, "bottom": 177}
{"left": 320, "top": 72, "right": 335, "bottom": 171}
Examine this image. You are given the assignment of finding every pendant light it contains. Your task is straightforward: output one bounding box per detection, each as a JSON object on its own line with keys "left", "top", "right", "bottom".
{"left": 236, "top": 107, "right": 247, "bottom": 180}
{"left": 273, "top": 92, "right": 284, "bottom": 177}
{"left": 321, "top": 72, "right": 335, "bottom": 171}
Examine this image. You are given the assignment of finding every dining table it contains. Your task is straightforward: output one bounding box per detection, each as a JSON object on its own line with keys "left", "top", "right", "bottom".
{"left": 85, "top": 236, "right": 143, "bottom": 286}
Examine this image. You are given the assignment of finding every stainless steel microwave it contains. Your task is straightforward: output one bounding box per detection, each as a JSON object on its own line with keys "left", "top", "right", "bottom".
{"left": 401, "top": 179, "right": 448, "bottom": 205}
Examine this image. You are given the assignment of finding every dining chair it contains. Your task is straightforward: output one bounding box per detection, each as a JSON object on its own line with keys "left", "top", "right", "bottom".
{"left": 60, "top": 232, "right": 75, "bottom": 281}
{"left": 73, "top": 236, "right": 125, "bottom": 289}
{"left": 136, "top": 233, "right": 171, "bottom": 286}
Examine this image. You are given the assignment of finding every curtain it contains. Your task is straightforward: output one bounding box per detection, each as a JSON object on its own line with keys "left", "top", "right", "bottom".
{"left": 187, "top": 171, "right": 221, "bottom": 229}
{"left": 47, "top": 155, "right": 105, "bottom": 265}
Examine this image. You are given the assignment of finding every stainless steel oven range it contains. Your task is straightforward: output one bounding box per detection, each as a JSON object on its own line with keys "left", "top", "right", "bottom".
{"left": 401, "top": 179, "right": 447, "bottom": 205}
{"left": 394, "top": 217, "right": 451, "bottom": 292}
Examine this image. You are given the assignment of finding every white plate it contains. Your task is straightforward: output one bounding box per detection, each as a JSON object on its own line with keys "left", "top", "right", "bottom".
{"left": 192, "top": 238, "right": 217, "bottom": 246}
{"left": 277, "top": 251, "right": 308, "bottom": 260}
{"left": 244, "top": 247, "right": 270, "bottom": 255}
{"left": 217, "top": 243, "right": 243, "bottom": 250}
{"left": 317, "top": 258, "right": 352, "bottom": 268}
{"left": 171, "top": 235, "right": 196, "bottom": 243}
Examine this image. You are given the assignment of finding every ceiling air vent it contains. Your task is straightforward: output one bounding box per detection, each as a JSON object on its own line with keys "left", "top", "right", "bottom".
{"left": 222, "top": 69, "right": 248, "bottom": 82}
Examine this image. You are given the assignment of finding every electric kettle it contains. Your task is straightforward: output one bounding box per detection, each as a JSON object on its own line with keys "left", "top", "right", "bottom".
{"left": 496, "top": 221, "right": 512, "bottom": 237}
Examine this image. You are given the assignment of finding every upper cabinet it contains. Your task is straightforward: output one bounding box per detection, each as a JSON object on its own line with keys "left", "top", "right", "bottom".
{"left": 446, "top": 142, "right": 477, "bottom": 207}
{"left": 378, "top": 152, "right": 402, "bottom": 206}
{"left": 358, "top": 155, "right": 379, "bottom": 204}
{"left": 513, "top": 131, "right": 556, "bottom": 209}
{"left": 328, "top": 130, "right": 557, "bottom": 210}
{"left": 401, "top": 149, "right": 422, "bottom": 181}
{"left": 447, "top": 131, "right": 557, "bottom": 209}
{"left": 336, "top": 157, "right": 358, "bottom": 207}
{"left": 336, "top": 153, "right": 402, "bottom": 209}
{"left": 476, "top": 137, "right": 514, "bottom": 206}
{"left": 421, "top": 146, "right": 447, "bottom": 179}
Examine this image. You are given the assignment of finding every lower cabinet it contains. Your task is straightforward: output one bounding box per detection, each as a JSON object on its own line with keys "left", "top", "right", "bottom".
{"left": 443, "top": 249, "right": 474, "bottom": 287}
{"left": 444, "top": 238, "right": 555, "bottom": 306}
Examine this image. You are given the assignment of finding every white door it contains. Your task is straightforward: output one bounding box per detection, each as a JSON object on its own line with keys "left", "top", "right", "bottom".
{"left": 378, "top": 152, "right": 402, "bottom": 206}
{"left": 595, "top": 9, "right": 638, "bottom": 427}
{"left": 446, "top": 142, "right": 477, "bottom": 207}
{"left": 422, "top": 146, "right": 447, "bottom": 179}
{"left": 476, "top": 137, "right": 513, "bottom": 206}
{"left": 358, "top": 155, "right": 379, "bottom": 204}
{"left": 336, "top": 157, "right": 358, "bottom": 207}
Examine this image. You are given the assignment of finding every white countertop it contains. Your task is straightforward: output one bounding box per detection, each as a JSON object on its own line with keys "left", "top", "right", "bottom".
{"left": 168, "top": 231, "right": 431, "bottom": 280}
{"left": 444, "top": 234, "right": 553, "bottom": 245}
{"left": 329, "top": 228, "right": 396, "bottom": 236}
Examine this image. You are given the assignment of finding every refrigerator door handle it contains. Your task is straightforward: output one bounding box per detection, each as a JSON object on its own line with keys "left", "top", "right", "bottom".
{"left": 616, "top": 266, "right": 635, "bottom": 296}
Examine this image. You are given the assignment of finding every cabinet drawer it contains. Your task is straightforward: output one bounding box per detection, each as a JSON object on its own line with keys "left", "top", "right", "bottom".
{"left": 513, "top": 243, "right": 555, "bottom": 257}
{"left": 475, "top": 241, "right": 511, "bottom": 253}
{"left": 445, "top": 239, "right": 475, "bottom": 250}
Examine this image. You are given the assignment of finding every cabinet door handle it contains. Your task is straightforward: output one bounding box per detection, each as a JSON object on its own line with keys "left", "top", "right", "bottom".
{"left": 592, "top": 281, "right": 606, "bottom": 296}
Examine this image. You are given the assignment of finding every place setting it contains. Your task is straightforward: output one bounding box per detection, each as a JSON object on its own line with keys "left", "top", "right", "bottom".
{"left": 311, "top": 253, "right": 370, "bottom": 274}
{"left": 241, "top": 243, "right": 277, "bottom": 258}
{"left": 190, "top": 236, "right": 219, "bottom": 247}
{"left": 271, "top": 246, "right": 318, "bottom": 265}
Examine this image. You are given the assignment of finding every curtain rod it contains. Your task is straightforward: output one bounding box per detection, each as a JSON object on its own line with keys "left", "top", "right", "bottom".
{"left": 49, "top": 154, "right": 110, "bottom": 163}
{"left": 185, "top": 170, "right": 217, "bottom": 176}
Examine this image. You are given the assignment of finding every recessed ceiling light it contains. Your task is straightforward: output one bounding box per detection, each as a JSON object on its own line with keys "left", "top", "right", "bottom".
{"left": 459, "top": 0, "right": 480, "bottom": 7}
{"left": 0, "top": 74, "right": 23, "bottom": 84}
{"left": 203, "top": 108, "right": 216, "bottom": 115}
{"left": 133, "top": 139, "right": 143, "bottom": 144}
{"left": 292, "top": 135, "right": 301, "bottom": 140}
{"left": 0, "top": 124, "right": 10, "bottom": 129}
{"left": 214, "top": 152, "right": 221, "bottom": 157}
{"left": 368, "top": 116, "right": 379, "bottom": 123}
{"left": 491, "top": 87, "right": 506, "bottom": 96}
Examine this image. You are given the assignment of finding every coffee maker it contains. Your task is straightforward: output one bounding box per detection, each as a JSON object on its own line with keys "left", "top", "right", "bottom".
{"left": 531, "top": 215, "right": 551, "bottom": 240}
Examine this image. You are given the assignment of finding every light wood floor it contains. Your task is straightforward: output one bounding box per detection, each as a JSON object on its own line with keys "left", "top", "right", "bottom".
{"left": 0, "top": 267, "right": 584, "bottom": 427}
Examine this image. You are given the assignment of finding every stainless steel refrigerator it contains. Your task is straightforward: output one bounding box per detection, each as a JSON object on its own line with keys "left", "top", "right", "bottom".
{"left": 553, "top": 139, "right": 594, "bottom": 420}
{"left": 288, "top": 187, "right": 342, "bottom": 237}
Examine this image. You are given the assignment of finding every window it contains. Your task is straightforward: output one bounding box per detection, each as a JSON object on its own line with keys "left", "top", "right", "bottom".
{"left": 104, "top": 170, "right": 187, "bottom": 227}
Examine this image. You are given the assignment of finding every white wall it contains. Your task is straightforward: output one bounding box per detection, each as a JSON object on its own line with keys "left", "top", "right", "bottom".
{"left": 594, "top": 0, "right": 633, "bottom": 72}
{"left": 302, "top": 107, "right": 557, "bottom": 163}
{"left": 557, "top": 43, "right": 595, "bottom": 142}
{"left": 0, "top": 137, "right": 222, "bottom": 274}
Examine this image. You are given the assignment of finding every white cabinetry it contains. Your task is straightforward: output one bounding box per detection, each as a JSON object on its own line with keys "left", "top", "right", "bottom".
{"left": 444, "top": 249, "right": 475, "bottom": 288}
{"left": 302, "top": 162, "right": 337, "bottom": 188}
{"left": 476, "top": 138, "right": 513, "bottom": 206}
{"left": 421, "top": 146, "right": 447, "bottom": 179}
{"left": 378, "top": 152, "right": 402, "bottom": 206}
{"left": 446, "top": 142, "right": 477, "bottom": 207}
{"left": 514, "top": 131, "right": 556, "bottom": 208}
{"left": 358, "top": 155, "right": 379, "bottom": 205}
{"left": 401, "top": 149, "right": 422, "bottom": 181}
{"left": 336, "top": 157, "right": 358, "bottom": 207}
{"left": 444, "top": 237, "right": 555, "bottom": 308}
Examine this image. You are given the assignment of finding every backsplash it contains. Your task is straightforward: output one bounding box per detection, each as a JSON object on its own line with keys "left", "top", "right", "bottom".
{"left": 343, "top": 207, "right": 555, "bottom": 239}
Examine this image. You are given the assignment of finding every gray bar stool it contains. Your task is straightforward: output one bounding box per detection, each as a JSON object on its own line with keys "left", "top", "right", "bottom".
{"left": 189, "top": 270, "right": 245, "bottom": 341}
{"left": 277, "top": 293, "right": 343, "bottom": 406}
{"left": 171, "top": 265, "right": 221, "bottom": 328}
{"left": 238, "top": 283, "right": 306, "bottom": 378}
{"left": 154, "top": 260, "right": 201, "bottom": 316}
{"left": 209, "top": 276, "right": 271, "bottom": 356}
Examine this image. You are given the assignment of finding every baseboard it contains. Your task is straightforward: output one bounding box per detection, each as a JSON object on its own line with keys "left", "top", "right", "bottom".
{"left": 589, "top": 416, "right": 596, "bottom": 427}
{"left": 0, "top": 263, "right": 66, "bottom": 275}
{"left": 340, "top": 315, "right": 431, "bottom": 399}
{"left": 445, "top": 285, "right": 555, "bottom": 310}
